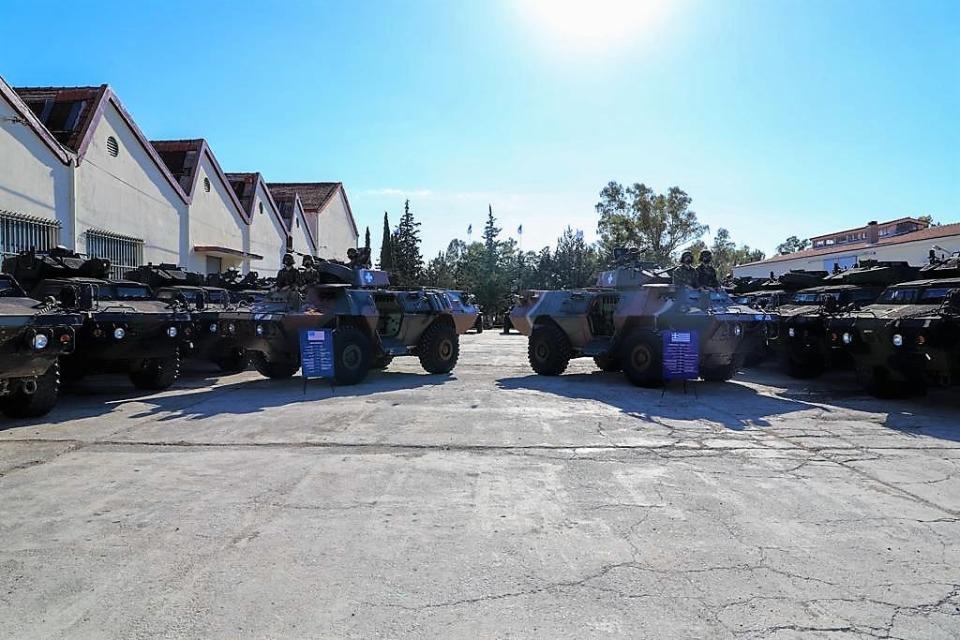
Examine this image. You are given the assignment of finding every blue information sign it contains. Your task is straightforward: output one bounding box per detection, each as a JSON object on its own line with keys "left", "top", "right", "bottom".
{"left": 300, "top": 329, "right": 335, "bottom": 379}
{"left": 662, "top": 330, "right": 699, "bottom": 380}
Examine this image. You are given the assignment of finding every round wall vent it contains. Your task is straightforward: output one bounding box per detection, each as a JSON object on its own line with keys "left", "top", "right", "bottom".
{"left": 106, "top": 136, "right": 119, "bottom": 157}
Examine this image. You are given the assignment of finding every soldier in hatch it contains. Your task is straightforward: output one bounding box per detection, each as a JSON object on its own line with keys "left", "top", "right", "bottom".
{"left": 276, "top": 253, "right": 301, "bottom": 289}
{"left": 300, "top": 255, "right": 319, "bottom": 286}
{"left": 673, "top": 251, "right": 699, "bottom": 288}
{"left": 697, "top": 250, "right": 719, "bottom": 289}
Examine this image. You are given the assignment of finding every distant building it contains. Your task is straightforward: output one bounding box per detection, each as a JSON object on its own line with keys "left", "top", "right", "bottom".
{"left": 734, "top": 218, "right": 960, "bottom": 278}
{"left": 267, "top": 183, "right": 358, "bottom": 260}
{"left": 0, "top": 74, "right": 358, "bottom": 276}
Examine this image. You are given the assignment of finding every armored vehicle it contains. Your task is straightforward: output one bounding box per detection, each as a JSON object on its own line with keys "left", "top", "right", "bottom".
{"left": 222, "top": 255, "right": 479, "bottom": 385}
{"left": 831, "top": 277, "right": 960, "bottom": 397}
{"left": 771, "top": 261, "right": 919, "bottom": 378}
{"left": 509, "top": 254, "right": 774, "bottom": 386}
{"left": 3, "top": 249, "right": 192, "bottom": 391}
{"left": 0, "top": 273, "right": 82, "bottom": 417}
{"left": 126, "top": 264, "right": 247, "bottom": 372}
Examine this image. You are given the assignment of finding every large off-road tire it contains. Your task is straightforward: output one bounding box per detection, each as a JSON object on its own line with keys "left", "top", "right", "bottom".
{"left": 254, "top": 355, "right": 301, "bottom": 379}
{"left": 214, "top": 348, "right": 247, "bottom": 373}
{"left": 857, "top": 366, "right": 925, "bottom": 399}
{"left": 418, "top": 322, "right": 460, "bottom": 374}
{"left": 334, "top": 325, "right": 372, "bottom": 385}
{"left": 621, "top": 330, "right": 662, "bottom": 387}
{"left": 594, "top": 355, "right": 622, "bottom": 372}
{"left": 701, "top": 362, "right": 737, "bottom": 382}
{"left": 527, "top": 323, "right": 572, "bottom": 376}
{"left": 784, "top": 352, "right": 825, "bottom": 379}
{"left": 129, "top": 350, "right": 181, "bottom": 391}
{"left": 1, "top": 361, "right": 60, "bottom": 419}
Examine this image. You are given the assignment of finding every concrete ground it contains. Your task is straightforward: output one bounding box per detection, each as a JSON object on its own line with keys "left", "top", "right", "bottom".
{"left": 1, "top": 332, "right": 958, "bottom": 639}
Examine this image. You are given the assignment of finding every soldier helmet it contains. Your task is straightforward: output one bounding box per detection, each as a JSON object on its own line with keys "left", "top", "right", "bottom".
{"left": 700, "top": 250, "right": 713, "bottom": 263}
{"left": 301, "top": 255, "right": 315, "bottom": 267}
{"left": 282, "top": 253, "right": 295, "bottom": 266}
{"left": 680, "top": 250, "right": 694, "bottom": 264}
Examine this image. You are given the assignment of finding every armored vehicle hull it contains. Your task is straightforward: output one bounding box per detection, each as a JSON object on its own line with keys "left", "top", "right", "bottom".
{"left": 511, "top": 267, "right": 774, "bottom": 386}
{"left": 0, "top": 274, "right": 82, "bottom": 418}
{"left": 831, "top": 278, "right": 960, "bottom": 397}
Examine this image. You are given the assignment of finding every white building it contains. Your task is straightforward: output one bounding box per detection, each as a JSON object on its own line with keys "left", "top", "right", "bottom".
{"left": 267, "top": 183, "right": 358, "bottom": 260}
{"left": 734, "top": 218, "right": 960, "bottom": 278}
{"left": 1, "top": 75, "right": 360, "bottom": 277}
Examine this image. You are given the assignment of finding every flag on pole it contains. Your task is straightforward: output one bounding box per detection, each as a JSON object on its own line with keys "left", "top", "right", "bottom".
{"left": 517, "top": 224, "right": 523, "bottom": 236}
{"left": 467, "top": 224, "right": 473, "bottom": 235}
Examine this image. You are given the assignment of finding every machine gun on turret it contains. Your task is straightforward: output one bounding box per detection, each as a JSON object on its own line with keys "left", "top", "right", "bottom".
{"left": 595, "top": 247, "right": 670, "bottom": 289}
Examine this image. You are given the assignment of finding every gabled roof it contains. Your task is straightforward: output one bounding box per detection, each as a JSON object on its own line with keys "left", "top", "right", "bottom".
{"left": 14, "top": 83, "right": 190, "bottom": 204}
{"left": 267, "top": 182, "right": 359, "bottom": 236}
{"left": 739, "top": 222, "right": 960, "bottom": 267}
{"left": 271, "top": 191, "right": 318, "bottom": 255}
{"left": 224, "top": 172, "right": 289, "bottom": 233}
{"left": 0, "top": 76, "right": 74, "bottom": 165}
{"left": 151, "top": 139, "right": 249, "bottom": 222}
{"left": 809, "top": 217, "right": 926, "bottom": 242}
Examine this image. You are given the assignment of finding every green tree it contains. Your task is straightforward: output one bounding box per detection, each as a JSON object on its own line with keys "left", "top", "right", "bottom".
{"left": 392, "top": 199, "right": 423, "bottom": 287}
{"left": 776, "top": 235, "right": 810, "bottom": 255}
{"left": 378, "top": 212, "right": 393, "bottom": 270}
{"left": 553, "top": 227, "right": 599, "bottom": 289}
{"left": 596, "top": 182, "right": 708, "bottom": 264}
{"left": 363, "top": 226, "right": 371, "bottom": 251}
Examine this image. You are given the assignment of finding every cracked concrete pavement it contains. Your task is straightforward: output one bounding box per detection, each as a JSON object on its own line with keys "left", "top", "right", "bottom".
{"left": 1, "top": 332, "right": 958, "bottom": 639}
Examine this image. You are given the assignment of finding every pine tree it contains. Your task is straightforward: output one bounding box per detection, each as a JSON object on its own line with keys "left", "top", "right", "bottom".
{"left": 482, "top": 204, "right": 501, "bottom": 272}
{"left": 378, "top": 212, "right": 393, "bottom": 270}
{"left": 364, "top": 226, "right": 371, "bottom": 251}
{"left": 393, "top": 199, "right": 423, "bottom": 286}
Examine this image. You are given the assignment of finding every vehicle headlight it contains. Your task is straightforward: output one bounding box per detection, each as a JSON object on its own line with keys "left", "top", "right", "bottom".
{"left": 227, "top": 322, "right": 236, "bottom": 334}
{"left": 32, "top": 333, "right": 49, "bottom": 350}
{"left": 167, "top": 326, "right": 179, "bottom": 338}
{"left": 113, "top": 327, "right": 126, "bottom": 340}
{"left": 256, "top": 324, "right": 265, "bottom": 336}
{"left": 733, "top": 324, "right": 743, "bottom": 337}
{"left": 209, "top": 323, "right": 219, "bottom": 333}
{"left": 842, "top": 332, "right": 852, "bottom": 345}
{"left": 892, "top": 333, "right": 903, "bottom": 347}
{"left": 788, "top": 327, "right": 796, "bottom": 338}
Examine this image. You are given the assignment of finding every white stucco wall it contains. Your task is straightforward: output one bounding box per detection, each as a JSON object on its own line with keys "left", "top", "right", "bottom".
{"left": 246, "top": 182, "right": 287, "bottom": 274}
{"left": 315, "top": 190, "right": 357, "bottom": 260}
{"left": 733, "top": 234, "right": 960, "bottom": 278}
{"left": 289, "top": 201, "right": 316, "bottom": 257}
{"left": 0, "top": 97, "right": 72, "bottom": 236}
{"left": 185, "top": 156, "right": 248, "bottom": 273}
{"left": 74, "top": 102, "right": 185, "bottom": 265}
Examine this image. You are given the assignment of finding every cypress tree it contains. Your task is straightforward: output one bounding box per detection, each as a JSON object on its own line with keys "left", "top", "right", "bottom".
{"left": 378, "top": 212, "right": 393, "bottom": 270}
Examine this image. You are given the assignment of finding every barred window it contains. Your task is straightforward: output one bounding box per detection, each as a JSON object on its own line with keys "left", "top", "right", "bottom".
{"left": 0, "top": 210, "right": 61, "bottom": 258}
{"left": 85, "top": 229, "right": 143, "bottom": 279}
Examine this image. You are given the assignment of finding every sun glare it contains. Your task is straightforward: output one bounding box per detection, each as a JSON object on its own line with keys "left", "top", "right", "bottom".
{"left": 515, "top": 0, "right": 668, "bottom": 54}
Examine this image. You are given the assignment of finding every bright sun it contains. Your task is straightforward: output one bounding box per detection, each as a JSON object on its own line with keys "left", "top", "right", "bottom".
{"left": 514, "top": 0, "right": 669, "bottom": 54}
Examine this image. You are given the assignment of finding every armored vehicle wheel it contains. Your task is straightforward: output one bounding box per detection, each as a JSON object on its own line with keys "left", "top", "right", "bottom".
{"left": 621, "top": 330, "right": 662, "bottom": 387}
{"left": 129, "top": 351, "right": 181, "bottom": 390}
{"left": 857, "top": 366, "right": 925, "bottom": 399}
{"left": 784, "top": 353, "right": 825, "bottom": 379}
{"left": 334, "top": 326, "right": 372, "bottom": 385}
{"left": 254, "top": 356, "right": 301, "bottom": 379}
{"left": 215, "top": 348, "right": 247, "bottom": 373}
{"left": 419, "top": 323, "right": 460, "bottom": 374}
{"left": 701, "top": 362, "right": 737, "bottom": 382}
{"left": 528, "top": 323, "right": 571, "bottom": 376}
{"left": 593, "top": 355, "right": 622, "bottom": 372}
{"left": 1, "top": 362, "right": 60, "bottom": 419}
{"left": 372, "top": 355, "right": 394, "bottom": 370}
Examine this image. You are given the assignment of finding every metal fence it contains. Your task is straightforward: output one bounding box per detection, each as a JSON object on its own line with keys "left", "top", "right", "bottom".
{"left": 85, "top": 229, "right": 144, "bottom": 279}
{"left": 0, "top": 210, "right": 61, "bottom": 259}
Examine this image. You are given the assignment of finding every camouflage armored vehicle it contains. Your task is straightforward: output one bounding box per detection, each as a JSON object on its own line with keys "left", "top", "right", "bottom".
{"left": 830, "top": 277, "right": 960, "bottom": 397}
{"left": 509, "top": 251, "right": 775, "bottom": 386}
{"left": 3, "top": 249, "right": 192, "bottom": 391}
{"left": 222, "top": 253, "right": 479, "bottom": 385}
{"left": 126, "top": 264, "right": 246, "bottom": 372}
{"left": 0, "top": 273, "right": 82, "bottom": 418}
{"left": 771, "top": 261, "right": 919, "bottom": 378}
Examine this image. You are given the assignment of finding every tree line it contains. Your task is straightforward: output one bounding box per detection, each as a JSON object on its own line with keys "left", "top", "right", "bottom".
{"left": 372, "top": 181, "right": 772, "bottom": 314}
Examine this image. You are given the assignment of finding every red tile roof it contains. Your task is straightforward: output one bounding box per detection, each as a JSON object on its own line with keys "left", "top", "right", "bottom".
{"left": 809, "top": 217, "right": 926, "bottom": 242}
{"left": 267, "top": 182, "right": 340, "bottom": 212}
{"left": 740, "top": 222, "right": 960, "bottom": 267}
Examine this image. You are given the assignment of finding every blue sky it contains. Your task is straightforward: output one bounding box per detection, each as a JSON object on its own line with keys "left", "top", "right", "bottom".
{"left": 1, "top": 0, "right": 957, "bottom": 258}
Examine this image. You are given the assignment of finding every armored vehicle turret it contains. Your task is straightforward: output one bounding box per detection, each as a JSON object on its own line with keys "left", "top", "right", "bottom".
{"left": 830, "top": 277, "right": 960, "bottom": 397}
{"left": 0, "top": 273, "right": 82, "bottom": 418}
{"left": 221, "top": 253, "right": 478, "bottom": 385}
{"left": 510, "top": 252, "right": 775, "bottom": 386}
{"left": 126, "top": 264, "right": 246, "bottom": 372}
{"left": 3, "top": 249, "right": 191, "bottom": 391}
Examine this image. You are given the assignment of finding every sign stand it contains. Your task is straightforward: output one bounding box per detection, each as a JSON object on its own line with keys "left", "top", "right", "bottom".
{"left": 299, "top": 328, "right": 336, "bottom": 395}
{"left": 661, "top": 330, "right": 699, "bottom": 397}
